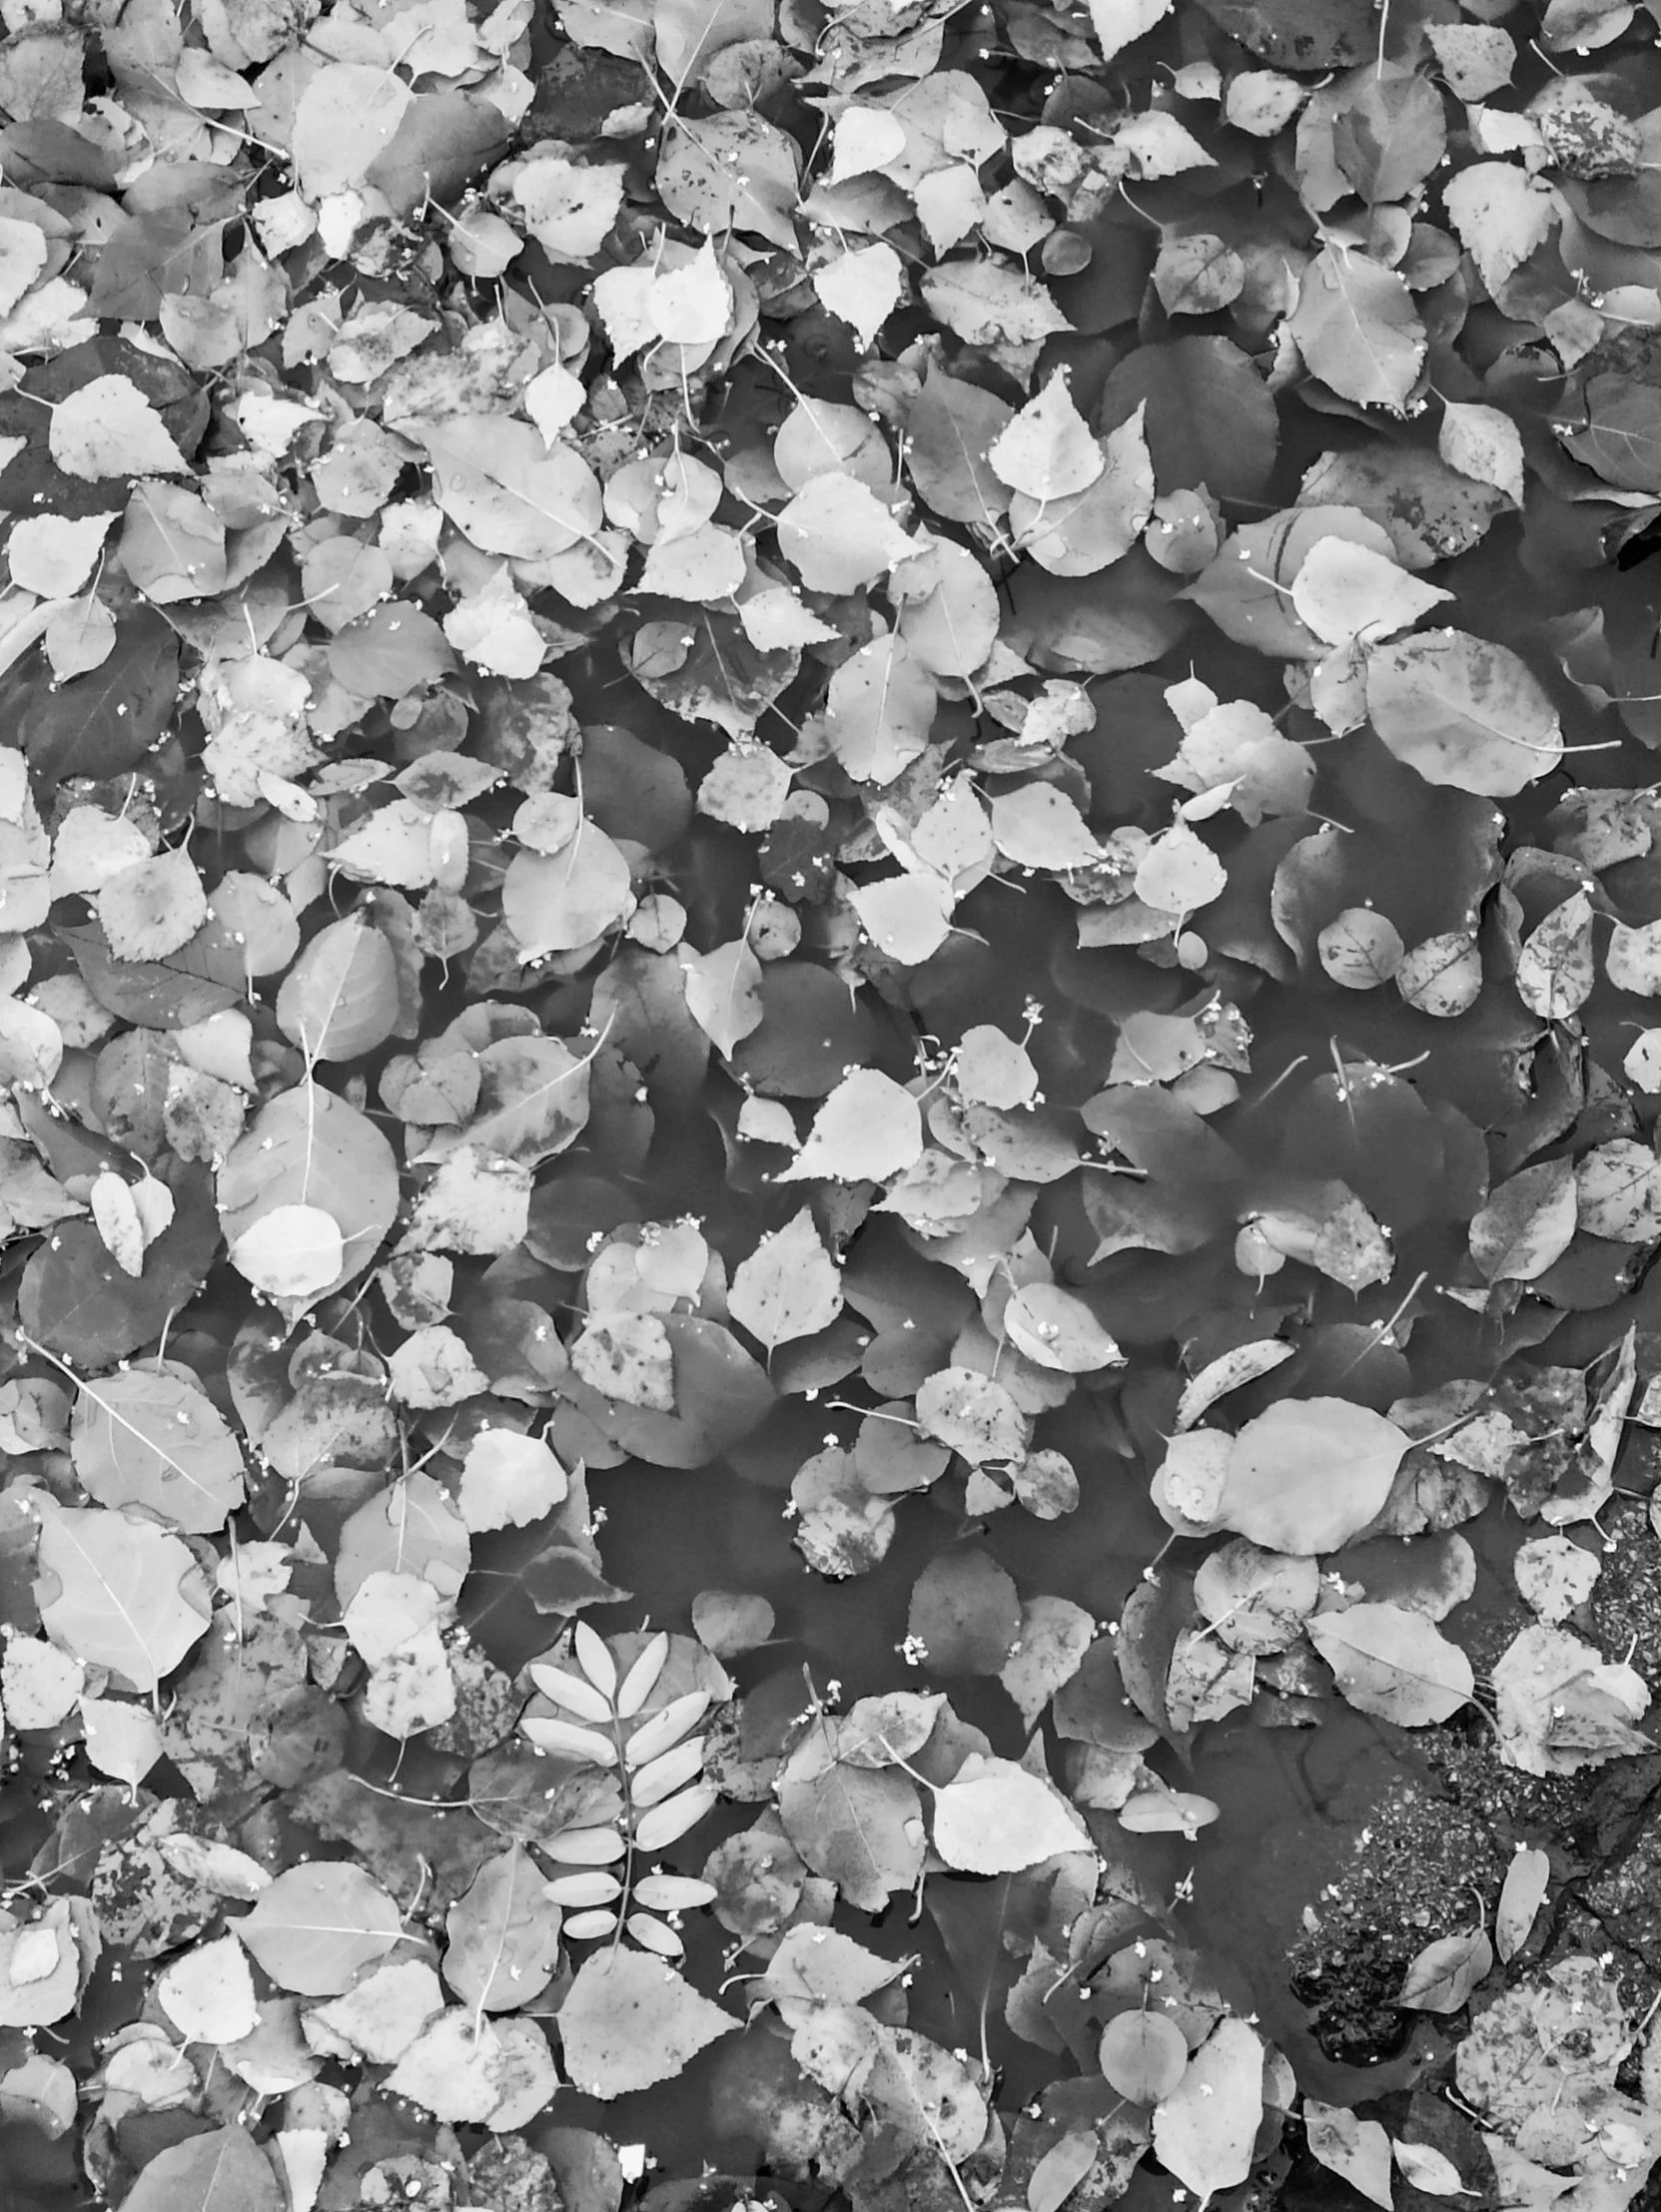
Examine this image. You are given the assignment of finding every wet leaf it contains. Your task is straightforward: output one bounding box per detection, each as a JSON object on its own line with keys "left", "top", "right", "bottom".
{"left": 558, "top": 1949, "right": 736, "bottom": 2098}
{"left": 1099, "top": 2009, "right": 1189, "bottom": 2102}
{"left": 1152, "top": 2016, "right": 1262, "bottom": 2201}
{"left": 1305, "top": 2102, "right": 1394, "bottom": 2209}
{"left": 1220, "top": 1399, "right": 1410, "bottom": 1555}
{"left": 443, "top": 1844, "right": 563, "bottom": 2012}
{"left": 776, "top": 1069, "right": 924, "bottom": 1184}
{"left": 275, "top": 917, "right": 400, "bottom": 1062}
{"left": 1309, "top": 1603, "right": 1475, "bottom": 1726}
{"left": 1391, "top": 2141, "right": 1471, "bottom": 2196}
{"left": 1287, "top": 248, "right": 1425, "bottom": 411}
{"left": 238, "top": 1862, "right": 406, "bottom": 1996}
{"left": 932, "top": 1754, "right": 1091, "bottom": 1871}
{"left": 1398, "top": 1926, "right": 1493, "bottom": 2014}
{"left": 69, "top": 1362, "right": 244, "bottom": 1534}
{"left": 34, "top": 1501, "right": 213, "bottom": 1694}
{"left": 776, "top": 1725, "right": 925, "bottom": 1911}
{"left": 1495, "top": 1846, "right": 1551, "bottom": 1963}
{"left": 118, "top": 2124, "right": 283, "bottom": 2212}
{"left": 1469, "top": 1160, "right": 1579, "bottom": 1284}
{"left": 1366, "top": 632, "right": 1564, "bottom": 796}
{"left": 1515, "top": 892, "right": 1595, "bottom": 1021}
{"left": 729, "top": 1208, "right": 843, "bottom": 1351}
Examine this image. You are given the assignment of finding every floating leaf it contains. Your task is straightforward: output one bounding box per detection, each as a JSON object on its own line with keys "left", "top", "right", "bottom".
{"left": 1366, "top": 632, "right": 1563, "bottom": 795}
{"left": 458, "top": 1430, "right": 568, "bottom": 1533}
{"left": 657, "top": 113, "right": 800, "bottom": 251}
{"left": 217, "top": 1083, "right": 399, "bottom": 1310}
{"left": 1397, "top": 932, "right": 1483, "bottom": 1017}
{"left": 1443, "top": 162, "right": 1557, "bottom": 296}
{"left": 238, "top": 1862, "right": 406, "bottom": 1995}
{"left": 775, "top": 1069, "right": 924, "bottom": 1184}
{"left": 1439, "top": 401, "right": 1525, "bottom": 504}
{"left": 556, "top": 1949, "right": 737, "bottom": 2098}
{"left": 118, "top": 2124, "right": 283, "bottom": 2212}
{"left": 275, "top": 916, "right": 400, "bottom": 1062}
{"left": 814, "top": 244, "right": 905, "bottom": 349}
{"left": 916, "top": 1368, "right": 1029, "bottom": 1464}
{"left": 1220, "top": 1399, "right": 1409, "bottom": 1555}
{"left": 777, "top": 1728, "right": 925, "bottom": 1911}
{"left": 729, "top": 1207, "right": 843, "bottom": 1351}
{"left": 502, "top": 824, "right": 634, "bottom": 960}
{"left": 1308, "top": 1603, "right": 1475, "bottom": 1726}
{"left": 777, "top": 472, "right": 913, "bottom": 594}
{"left": 791, "top": 2009, "right": 988, "bottom": 2163}
{"left": 1304, "top": 2100, "right": 1394, "bottom": 2210}
{"left": 1515, "top": 892, "right": 1595, "bottom": 1021}
{"left": 1287, "top": 248, "right": 1425, "bottom": 412}
{"left": 1391, "top": 2142, "right": 1470, "bottom": 2197}
{"left": 231, "top": 1203, "right": 347, "bottom": 1300}
{"left": 1089, "top": 0, "right": 1173, "bottom": 62}
{"left": 443, "top": 1845, "right": 563, "bottom": 2012}
{"left": 1099, "top": 2009, "right": 1189, "bottom": 2103}
{"left": 419, "top": 417, "right": 603, "bottom": 559}
{"left": 383, "top": 2009, "right": 557, "bottom": 2127}
{"left": 1002, "top": 1282, "right": 1124, "bottom": 1372}
{"left": 1152, "top": 2016, "right": 1262, "bottom": 2202}
{"left": 1469, "top": 1160, "right": 1578, "bottom": 1284}
{"left": 70, "top": 1363, "right": 244, "bottom": 1534}
{"left": 931, "top": 1755, "right": 1091, "bottom": 1872}
{"left": 155, "top": 1931, "right": 259, "bottom": 2045}
{"left": 51, "top": 375, "right": 189, "bottom": 480}
{"left": 1291, "top": 540, "right": 1450, "bottom": 646}
{"left": 34, "top": 1502, "right": 213, "bottom": 1694}
{"left": 990, "top": 372, "right": 1103, "bottom": 502}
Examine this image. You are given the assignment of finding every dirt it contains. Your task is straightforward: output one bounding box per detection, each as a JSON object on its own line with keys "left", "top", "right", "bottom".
{"left": 1281, "top": 1494, "right": 1661, "bottom": 2068}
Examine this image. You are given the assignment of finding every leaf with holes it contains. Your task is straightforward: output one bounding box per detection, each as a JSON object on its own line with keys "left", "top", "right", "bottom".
{"left": 656, "top": 113, "right": 799, "bottom": 251}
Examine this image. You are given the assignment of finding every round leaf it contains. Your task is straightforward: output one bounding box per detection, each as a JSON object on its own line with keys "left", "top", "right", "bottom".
{"left": 1220, "top": 1398, "right": 1409, "bottom": 1554}
{"left": 231, "top": 1203, "right": 346, "bottom": 1299}
{"left": 275, "top": 917, "right": 400, "bottom": 1062}
{"left": 238, "top": 1862, "right": 405, "bottom": 1995}
{"left": 1099, "top": 2010, "right": 1189, "bottom": 2103}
